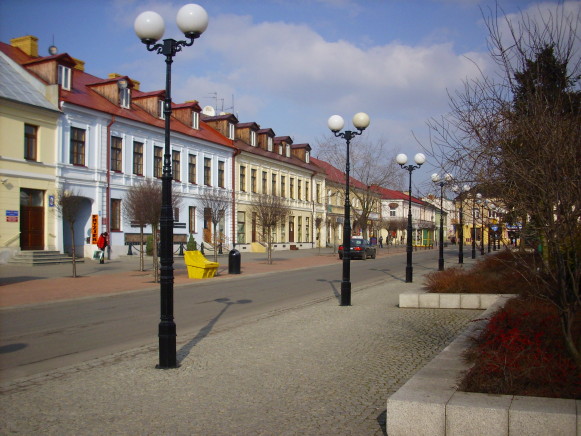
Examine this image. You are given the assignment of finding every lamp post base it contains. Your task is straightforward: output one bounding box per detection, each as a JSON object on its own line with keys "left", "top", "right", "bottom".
{"left": 438, "top": 258, "right": 444, "bottom": 271}
{"left": 405, "top": 266, "right": 413, "bottom": 283}
{"left": 340, "top": 280, "right": 351, "bottom": 306}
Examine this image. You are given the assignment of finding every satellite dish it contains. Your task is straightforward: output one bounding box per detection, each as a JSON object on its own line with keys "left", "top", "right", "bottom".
{"left": 202, "top": 105, "right": 215, "bottom": 116}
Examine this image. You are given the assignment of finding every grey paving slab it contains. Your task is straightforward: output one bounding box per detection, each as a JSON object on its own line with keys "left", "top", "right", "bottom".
{"left": 0, "top": 278, "right": 476, "bottom": 435}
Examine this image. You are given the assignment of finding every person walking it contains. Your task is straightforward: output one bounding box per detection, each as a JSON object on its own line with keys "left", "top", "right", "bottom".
{"left": 379, "top": 236, "right": 383, "bottom": 248}
{"left": 97, "top": 232, "right": 109, "bottom": 264}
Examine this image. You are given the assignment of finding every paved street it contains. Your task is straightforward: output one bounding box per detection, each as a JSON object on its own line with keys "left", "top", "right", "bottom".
{"left": 0, "top": 247, "right": 479, "bottom": 435}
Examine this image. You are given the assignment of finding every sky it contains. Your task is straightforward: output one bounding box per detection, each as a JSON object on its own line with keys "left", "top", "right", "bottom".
{"left": 1, "top": 0, "right": 579, "bottom": 189}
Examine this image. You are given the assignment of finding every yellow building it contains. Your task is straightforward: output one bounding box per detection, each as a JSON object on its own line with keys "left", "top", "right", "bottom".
{"left": 0, "top": 45, "right": 60, "bottom": 259}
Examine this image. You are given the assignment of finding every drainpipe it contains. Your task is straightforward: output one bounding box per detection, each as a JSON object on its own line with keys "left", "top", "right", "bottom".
{"left": 231, "top": 148, "right": 241, "bottom": 248}
{"left": 106, "top": 117, "right": 115, "bottom": 257}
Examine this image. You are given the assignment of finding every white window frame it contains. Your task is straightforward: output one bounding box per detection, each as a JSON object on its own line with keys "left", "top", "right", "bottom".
{"left": 120, "top": 88, "right": 131, "bottom": 109}
{"left": 267, "top": 137, "right": 273, "bottom": 152}
{"left": 159, "top": 100, "right": 165, "bottom": 119}
{"left": 192, "top": 111, "right": 199, "bottom": 129}
{"left": 250, "top": 131, "right": 257, "bottom": 146}
{"left": 228, "top": 123, "right": 235, "bottom": 140}
{"left": 58, "top": 65, "right": 71, "bottom": 90}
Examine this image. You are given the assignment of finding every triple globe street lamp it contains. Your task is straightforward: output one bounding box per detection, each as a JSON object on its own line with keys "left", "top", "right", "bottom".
{"left": 396, "top": 152, "right": 426, "bottom": 283}
{"left": 134, "top": 3, "right": 209, "bottom": 369}
{"left": 327, "top": 112, "right": 371, "bottom": 306}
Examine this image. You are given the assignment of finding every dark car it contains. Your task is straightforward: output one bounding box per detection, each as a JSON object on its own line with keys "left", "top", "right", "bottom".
{"left": 338, "top": 238, "right": 376, "bottom": 260}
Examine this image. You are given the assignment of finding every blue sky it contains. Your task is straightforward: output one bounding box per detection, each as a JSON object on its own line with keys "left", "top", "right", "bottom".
{"left": 1, "top": 0, "right": 578, "bottom": 187}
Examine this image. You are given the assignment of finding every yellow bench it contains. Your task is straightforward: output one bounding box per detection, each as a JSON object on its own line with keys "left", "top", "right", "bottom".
{"left": 184, "top": 250, "right": 219, "bottom": 279}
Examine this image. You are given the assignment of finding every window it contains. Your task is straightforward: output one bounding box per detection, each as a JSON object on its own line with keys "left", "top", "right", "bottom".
{"left": 159, "top": 100, "right": 165, "bottom": 119}
{"left": 262, "top": 171, "right": 268, "bottom": 194}
{"left": 237, "top": 211, "right": 246, "bottom": 244}
{"left": 228, "top": 123, "right": 235, "bottom": 139}
{"left": 306, "top": 181, "right": 309, "bottom": 202}
{"left": 306, "top": 217, "right": 310, "bottom": 242}
{"left": 70, "top": 127, "right": 86, "bottom": 166}
{"left": 239, "top": 165, "right": 246, "bottom": 191}
{"left": 188, "top": 154, "right": 197, "bottom": 184}
{"left": 111, "top": 199, "right": 121, "bottom": 231}
{"left": 316, "top": 183, "right": 321, "bottom": 203}
{"left": 218, "top": 161, "right": 225, "bottom": 188}
{"left": 192, "top": 111, "right": 199, "bottom": 129}
{"left": 286, "top": 145, "right": 291, "bottom": 158}
{"left": 298, "top": 216, "right": 302, "bottom": 241}
{"left": 174, "top": 207, "right": 180, "bottom": 222}
{"left": 120, "top": 88, "right": 131, "bottom": 108}
{"left": 390, "top": 210, "right": 396, "bottom": 217}
{"left": 133, "top": 141, "right": 143, "bottom": 175}
{"left": 58, "top": 65, "right": 71, "bottom": 90}
{"left": 281, "top": 176, "right": 286, "bottom": 198}
{"left": 298, "top": 180, "right": 302, "bottom": 200}
{"left": 278, "top": 144, "right": 283, "bottom": 155}
{"left": 24, "top": 124, "right": 38, "bottom": 161}
{"left": 290, "top": 178, "right": 295, "bottom": 199}
{"left": 172, "top": 150, "right": 181, "bottom": 181}
{"left": 272, "top": 174, "right": 277, "bottom": 196}
{"left": 267, "top": 137, "right": 273, "bottom": 152}
{"left": 189, "top": 206, "right": 196, "bottom": 233}
{"left": 111, "top": 136, "right": 122, "bottom": 172}
{"left": 305, "top": 150, "right": 310, "bottom": 163}
{"left": 154, "top": 146, "right": 163, "bottom": 178}
{"left": 250, "top": 131, "right": 256, "bottom": 146}
{"left": 251, "top": 169, "right": 257, "bottom": 193}
{"left": 204, "top": 157, "right": 211, "bottom": 186}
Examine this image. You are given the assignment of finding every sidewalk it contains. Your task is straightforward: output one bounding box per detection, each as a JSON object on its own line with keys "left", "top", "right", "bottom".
{"left": 0, "top": 246, "right": 408, "bottom": 308}
{"left": 0, "top": 245, "right": 478, "bottom": 435}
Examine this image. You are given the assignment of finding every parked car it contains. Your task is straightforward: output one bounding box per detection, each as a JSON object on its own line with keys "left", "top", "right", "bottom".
{"left": 338, "top": 238, "right": 376, "bottom": 260}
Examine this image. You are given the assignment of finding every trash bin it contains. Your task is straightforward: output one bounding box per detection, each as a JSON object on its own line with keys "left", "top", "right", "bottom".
{"left": 228, "top": 249, "right": 241, "bottom": 274}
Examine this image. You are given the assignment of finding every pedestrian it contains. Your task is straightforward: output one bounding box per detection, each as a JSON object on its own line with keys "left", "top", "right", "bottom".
{"left": 97, "top": 232, "right": 109, "bottom": 264}
{"left": 379, "top": 236, "right": 383, "bottom": 248}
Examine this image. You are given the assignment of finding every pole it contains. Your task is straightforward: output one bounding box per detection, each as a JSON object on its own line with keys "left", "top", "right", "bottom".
{"left": 438, "top": 183, "right": 444, "bottom": 271}
{"left": 472, "top": 196, "right": 476, "bottom": 259}
{"left": 405, "top": 169, "right": 413, "bottom": 282}
{"left": 458, "top": 198, "right": 464, "bottom": 264}
{"left": 158, "top": 39, "right": 177, "bottom": 369}
{"left": 341, "top": 136, "right": 352, "bottom": 306}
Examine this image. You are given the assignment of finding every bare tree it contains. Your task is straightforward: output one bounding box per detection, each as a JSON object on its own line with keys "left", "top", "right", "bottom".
{"left": 123, "top": 179, "right": 181, "bottom": 282}
{"left": 317, "top": 136, "right": 403, "bottom": 238}
{"left": 123, "top": 181, "right": 155, "bottom": 271}
{"left": 198, "top": 189, "right": 231, "bottom": 262}
{"left": 249, "top": 194, "right": 291, "bottom": 264}
{"left": 426, "top": 3, "right": 581, "bottom": 367}
{"left": 55, "top": 187, "right": 84, "bottom": 278}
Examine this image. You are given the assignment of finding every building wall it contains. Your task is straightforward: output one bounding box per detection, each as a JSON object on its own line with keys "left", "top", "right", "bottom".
{"left": 0, "top": 98, "right": 60, "bottom": 258}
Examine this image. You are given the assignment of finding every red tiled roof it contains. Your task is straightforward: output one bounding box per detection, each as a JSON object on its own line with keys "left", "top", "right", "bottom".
{"left": 310, "top": 157, "right": 369, "bottom": 191}
{"left": 370, "top": 185, "right": 425, "bottom": 205}
{"left": 0, "top": 41, "right": 235, "bottom": 151}
{"left": 235, "top": 139, "right": 322, "bottom": 173}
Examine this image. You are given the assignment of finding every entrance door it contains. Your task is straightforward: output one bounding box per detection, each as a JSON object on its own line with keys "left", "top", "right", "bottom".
{"left": 20, "top": 189, "right": 44, "bottom": 250}
{"left": 288, "top": 218, "right": 295, "bottom": 243}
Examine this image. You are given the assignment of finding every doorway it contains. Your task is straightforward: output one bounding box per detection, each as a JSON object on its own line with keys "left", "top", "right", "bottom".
{"left": 288, "top": 217, "right": 295, "bottom": 243}
{"left": 20, "top": 188, "right": 44, "bottom": 250}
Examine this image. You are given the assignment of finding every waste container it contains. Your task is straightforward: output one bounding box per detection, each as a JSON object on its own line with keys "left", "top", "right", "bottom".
{"left": 228, "top": 249, "right": 241, "bottom": 274}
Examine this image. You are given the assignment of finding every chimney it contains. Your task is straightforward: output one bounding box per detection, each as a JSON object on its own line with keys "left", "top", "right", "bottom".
{"left": 108, "top": 73, "right": 140, "bottom": 90}
{"left": 11, "top": 35, "right": 39, "bottom": 57}
{"left": 73, "top": 57, "right": 85, "bottom": 71}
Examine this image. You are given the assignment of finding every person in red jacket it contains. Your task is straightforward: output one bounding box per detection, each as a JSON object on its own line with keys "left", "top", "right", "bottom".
{"left": 96, "top": 232, "right": 109, "bottom": 264}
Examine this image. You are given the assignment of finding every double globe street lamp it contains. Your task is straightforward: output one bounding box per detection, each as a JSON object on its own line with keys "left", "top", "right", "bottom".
{"left": 396, "top": 152, "right": 426, "bottom": 283}
{"left": 328, "top": 112, "right": 371, "bottom": 306}
{"left": 431, "top": 173, "right": 452, "bottom": 271}
{"left": 134, "top": 3, "right": 209, "bottom": 369}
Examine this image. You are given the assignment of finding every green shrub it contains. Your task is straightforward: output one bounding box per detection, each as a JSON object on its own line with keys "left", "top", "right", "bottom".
{"left": 186, "top": 234, "right": 197, "bottom": 251}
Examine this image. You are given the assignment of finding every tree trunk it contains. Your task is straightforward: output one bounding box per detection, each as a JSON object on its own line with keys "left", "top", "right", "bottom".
{"left": 152, "top": 228, "right": 159, "bottom": 283}
{"left": 139, "top": 226, "right": 144, "bottom": 272}
{"left": 213, "top": 222, "right": 218, "bottom": 263}
{"left": 70, "top": 224, "right": 77, "bottom": 278}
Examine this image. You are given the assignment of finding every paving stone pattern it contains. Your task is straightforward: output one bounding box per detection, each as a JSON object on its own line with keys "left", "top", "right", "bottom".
{"left": 1, "top": 279, "right": 477, "bottom": 435}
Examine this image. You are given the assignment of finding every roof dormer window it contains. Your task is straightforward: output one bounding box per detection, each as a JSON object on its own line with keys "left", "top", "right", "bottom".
{"left": 306, "top": 150, "right": 310, "bottom": 163}
{"left": 267, "top": 137, "right": 273, "bottom": 152}
{"left": 120, "top": 88, "right": 131, "bottom": 109}
{"left": 286, "top": 145, "right": 291, "bottom": 158}
{"left": 250, "top": 130, "right": 257, "bottom": 146}
{"left": 159, "top": 100, "right": 165, "bottom": 120}
{"left": 228, "top": 122, "right": 235, "bottom": 140}
{"left": 58, "top": 65, "right": 71, "bottom": 90}
{"left": 192, "top": 111, "right": 199, "bottom": 129}
{"left": 118, "top": 79, "right": 131, "bottom": 108}
{"left": 278, "top": 144, "right": 283, "bottom": 155}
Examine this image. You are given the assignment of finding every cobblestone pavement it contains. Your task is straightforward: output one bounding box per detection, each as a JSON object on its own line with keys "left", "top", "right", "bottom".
{"left": 0, "top": 275, "right": 478, "bottom": 435}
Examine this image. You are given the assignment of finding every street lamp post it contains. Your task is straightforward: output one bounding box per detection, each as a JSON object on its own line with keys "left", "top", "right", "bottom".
{"left": 328, "top": 112, "right": 370, "bottom": 306}
{"left": 397, "top": 153, "right": 426, "bottom": 283}
{"left": 134, "top": 4, "right": 209, "bottom": 369}
{"left": 472, "top": 193, "right": 481, "bottom": 259}
{"left": 452, "top": 184, "right": 470, "bottom": 264}
{"left": 431, "top": 173, "right": 452, "bottom": 271}
{"left": 478, "top": 198, "right": 486, "bottom": 255}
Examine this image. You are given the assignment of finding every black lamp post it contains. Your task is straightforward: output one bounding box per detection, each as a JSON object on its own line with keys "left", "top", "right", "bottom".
{"left": 397, "top": 152, "right": 426, "bottom": 283}
{"left": 134, "top": 4, "right": 209, "bottom": 369}
{"left": 328, "top": 113, "right": 370, "bottom": 306}
{"left": 431, "top": 173, "right": 452, "bottom": 271}
{"left": 452, "top": 184, "right": 470, "bottom": 264}
{"left": 478, "top": 198, "right": 486, "bottom": 255}
{"left": 472, "top": 192, "right": 481, "bottom": 259}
